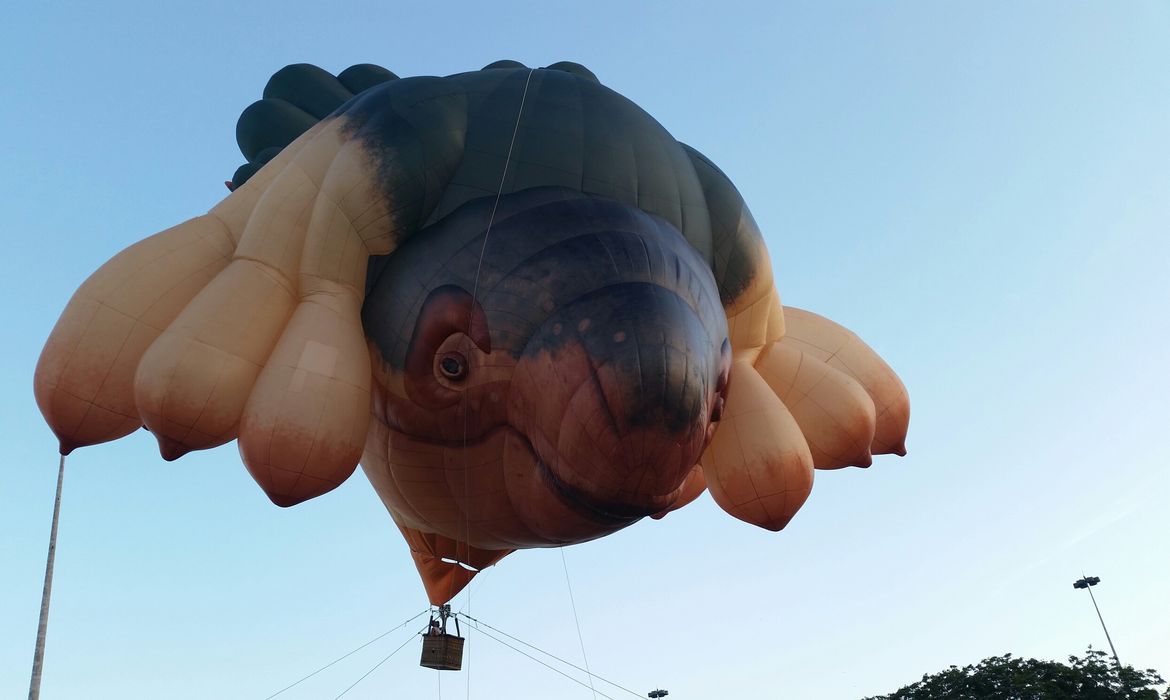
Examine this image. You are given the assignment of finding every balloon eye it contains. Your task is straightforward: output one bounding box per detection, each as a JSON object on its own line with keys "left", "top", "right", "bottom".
{"left": 439, "top": 353, "right": 467, "bottom": 381}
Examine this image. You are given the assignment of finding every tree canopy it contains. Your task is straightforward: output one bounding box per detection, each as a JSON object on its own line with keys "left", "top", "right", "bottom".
{"left": 864, "top": 648, "right": 1167, "bottom": 700}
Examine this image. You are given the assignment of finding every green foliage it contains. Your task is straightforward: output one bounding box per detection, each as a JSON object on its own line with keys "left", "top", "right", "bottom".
{"left": 864, "top": 648, "right": 1165, "bottom": 700}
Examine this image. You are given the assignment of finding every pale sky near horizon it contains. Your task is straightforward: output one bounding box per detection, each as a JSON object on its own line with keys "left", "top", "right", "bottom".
{"left": 2, "top": 2, "right": 1169, "bottom": 699}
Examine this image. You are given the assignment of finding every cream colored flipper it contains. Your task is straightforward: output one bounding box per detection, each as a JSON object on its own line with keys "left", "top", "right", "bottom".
{"left": 697, "top": 286, "right": 908, "bottom": 528}
{"left": 132, "top": 125, "right": 347, "bottom": 458}
{"left": 753, "top": 338, "right": 877, "bottom": 469}
{"left": 34, "top": 215, "right": 237, "bottom": 453}
{"left": 780, "top": 306, "right": 910, "bottom": 456}
{"left": 238, "top": 139, "right": 393, "bottom": 506}
{"left": 33, "top": 124, "right": 327, "bottom": 457}
{"left": 700, "top": 359, "right": 814, "bottom": 531}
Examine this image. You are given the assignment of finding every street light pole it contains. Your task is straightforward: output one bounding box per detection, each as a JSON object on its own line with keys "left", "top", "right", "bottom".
{"left": 28, "top": 455, "right": 66, "bottom": 700}
{"left": 1073, "top": 576, "right": 1120, "bottom": 670}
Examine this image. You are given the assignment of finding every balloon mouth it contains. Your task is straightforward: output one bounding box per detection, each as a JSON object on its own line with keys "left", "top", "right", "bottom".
{"left": 531, "top": 446, "right": 677, "bottom": 525}
{"left": 521, "top": 421, "right": 683, "bottom": 526}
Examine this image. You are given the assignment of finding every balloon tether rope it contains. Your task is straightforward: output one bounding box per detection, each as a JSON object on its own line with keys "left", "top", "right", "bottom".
{"left": 331, "top": 624, "right": 429, "bottom": 699}
{"left": 453, "top": 67, "right": 536, "bottom": 698}
{"left": 462, "top": 613, "right": 645, "bottom": 700}
{"left": 561, "top": 548, "right": 598, "bottom": 699}
{"left": 262, "top": 609, "right": 429, "bottom": 699}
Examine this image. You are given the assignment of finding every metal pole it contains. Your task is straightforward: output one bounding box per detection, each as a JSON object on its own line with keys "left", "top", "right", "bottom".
{"left": 1084, "top": 583, "right": 1121, "bottom": 670}
{"left": 28, "top": 454, "right": 65, "bottom": 700}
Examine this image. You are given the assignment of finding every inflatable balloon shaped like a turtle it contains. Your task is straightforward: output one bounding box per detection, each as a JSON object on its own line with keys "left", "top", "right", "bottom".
{"left": 35, "top": 61, "right": 909, "bottom": 603}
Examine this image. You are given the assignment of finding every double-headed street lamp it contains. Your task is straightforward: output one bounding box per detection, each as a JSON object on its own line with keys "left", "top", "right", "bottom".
{"left": 1073, "top": 575, "right": 1120, "bottom": 669}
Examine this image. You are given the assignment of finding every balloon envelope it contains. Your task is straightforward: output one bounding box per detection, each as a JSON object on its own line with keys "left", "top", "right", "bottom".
{"left": 34, "top": 61, "right": 909, "bottom": 603}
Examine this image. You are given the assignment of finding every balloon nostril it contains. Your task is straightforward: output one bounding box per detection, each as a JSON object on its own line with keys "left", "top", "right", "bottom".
{"left": 715, "top": 339, "right": 731, "bottom": 394}
{"left": 710, "top": 395, "right": 725, "bottom": 423}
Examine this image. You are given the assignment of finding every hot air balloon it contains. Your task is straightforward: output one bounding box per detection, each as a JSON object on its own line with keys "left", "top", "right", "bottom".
{"left": 33, "top": 61, "right": 909, "bottom": 606}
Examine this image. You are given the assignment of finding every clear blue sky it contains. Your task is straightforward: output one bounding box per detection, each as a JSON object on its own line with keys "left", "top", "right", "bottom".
{"left": 2, "top": 2, "right": 1168, "bottom": 698}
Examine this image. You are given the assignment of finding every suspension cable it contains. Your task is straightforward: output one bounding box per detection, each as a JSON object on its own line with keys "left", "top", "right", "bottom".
{"left": 455, "top": 68, "right": 538, "bottom": 700}
{"left": 467, "top": 67, "right": 535, "bottom": 308}
{"left": 560, "top": 548, "right": 598, "bottom": 699}
{"left": 263, "top": 609, "right": 429, "bottom": 699}
{"left": 332, "top": 624, "right": 429, "bottom": 699}
{"left": 470, "top": 622, "right": 627, "bottom": 700}
{"left": 464, "top": 600, "right": 472, "bottom": 700}
{"left": 462, "top": 614, "right": 645, "bottom": 700}
{"left": 455, "top": 66, "right": 536, "bottom": 594}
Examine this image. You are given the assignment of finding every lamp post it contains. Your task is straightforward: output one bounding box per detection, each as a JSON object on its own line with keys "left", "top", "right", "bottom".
{"left": 1073, "top": 576, "right": 1120, "bottom": 669}
{"left": 648, "top": 690, "right": 669, "bottom": 698}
